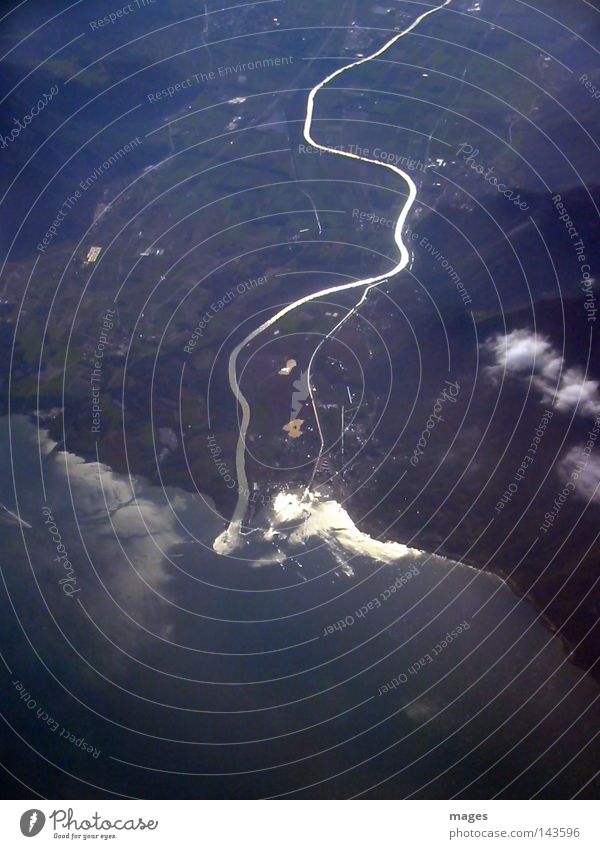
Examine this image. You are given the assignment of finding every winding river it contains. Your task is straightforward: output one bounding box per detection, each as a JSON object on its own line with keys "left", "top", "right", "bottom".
{"left": 215, "top": 0, "right": 452, "bottom": 555}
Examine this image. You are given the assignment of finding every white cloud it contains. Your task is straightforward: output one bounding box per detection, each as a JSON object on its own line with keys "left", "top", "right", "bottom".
{"left": 559, "top": 447, "right": 600, "bottom": 503}
{"left": 484, "top": 329, "right": 600, "bottom": 417}
{"left": 553, "top": 368, "right": 600, "bottom": 416}
{"left": 485, "top": 329, "right": 558, "bottom": 374}
{"left": 39, "top": 429, "right": 221, "bottom": 645}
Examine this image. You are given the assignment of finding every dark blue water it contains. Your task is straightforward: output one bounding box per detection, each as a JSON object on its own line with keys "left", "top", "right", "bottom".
{"left": 1, "top": 416, "right": 598, "bottom": 799}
